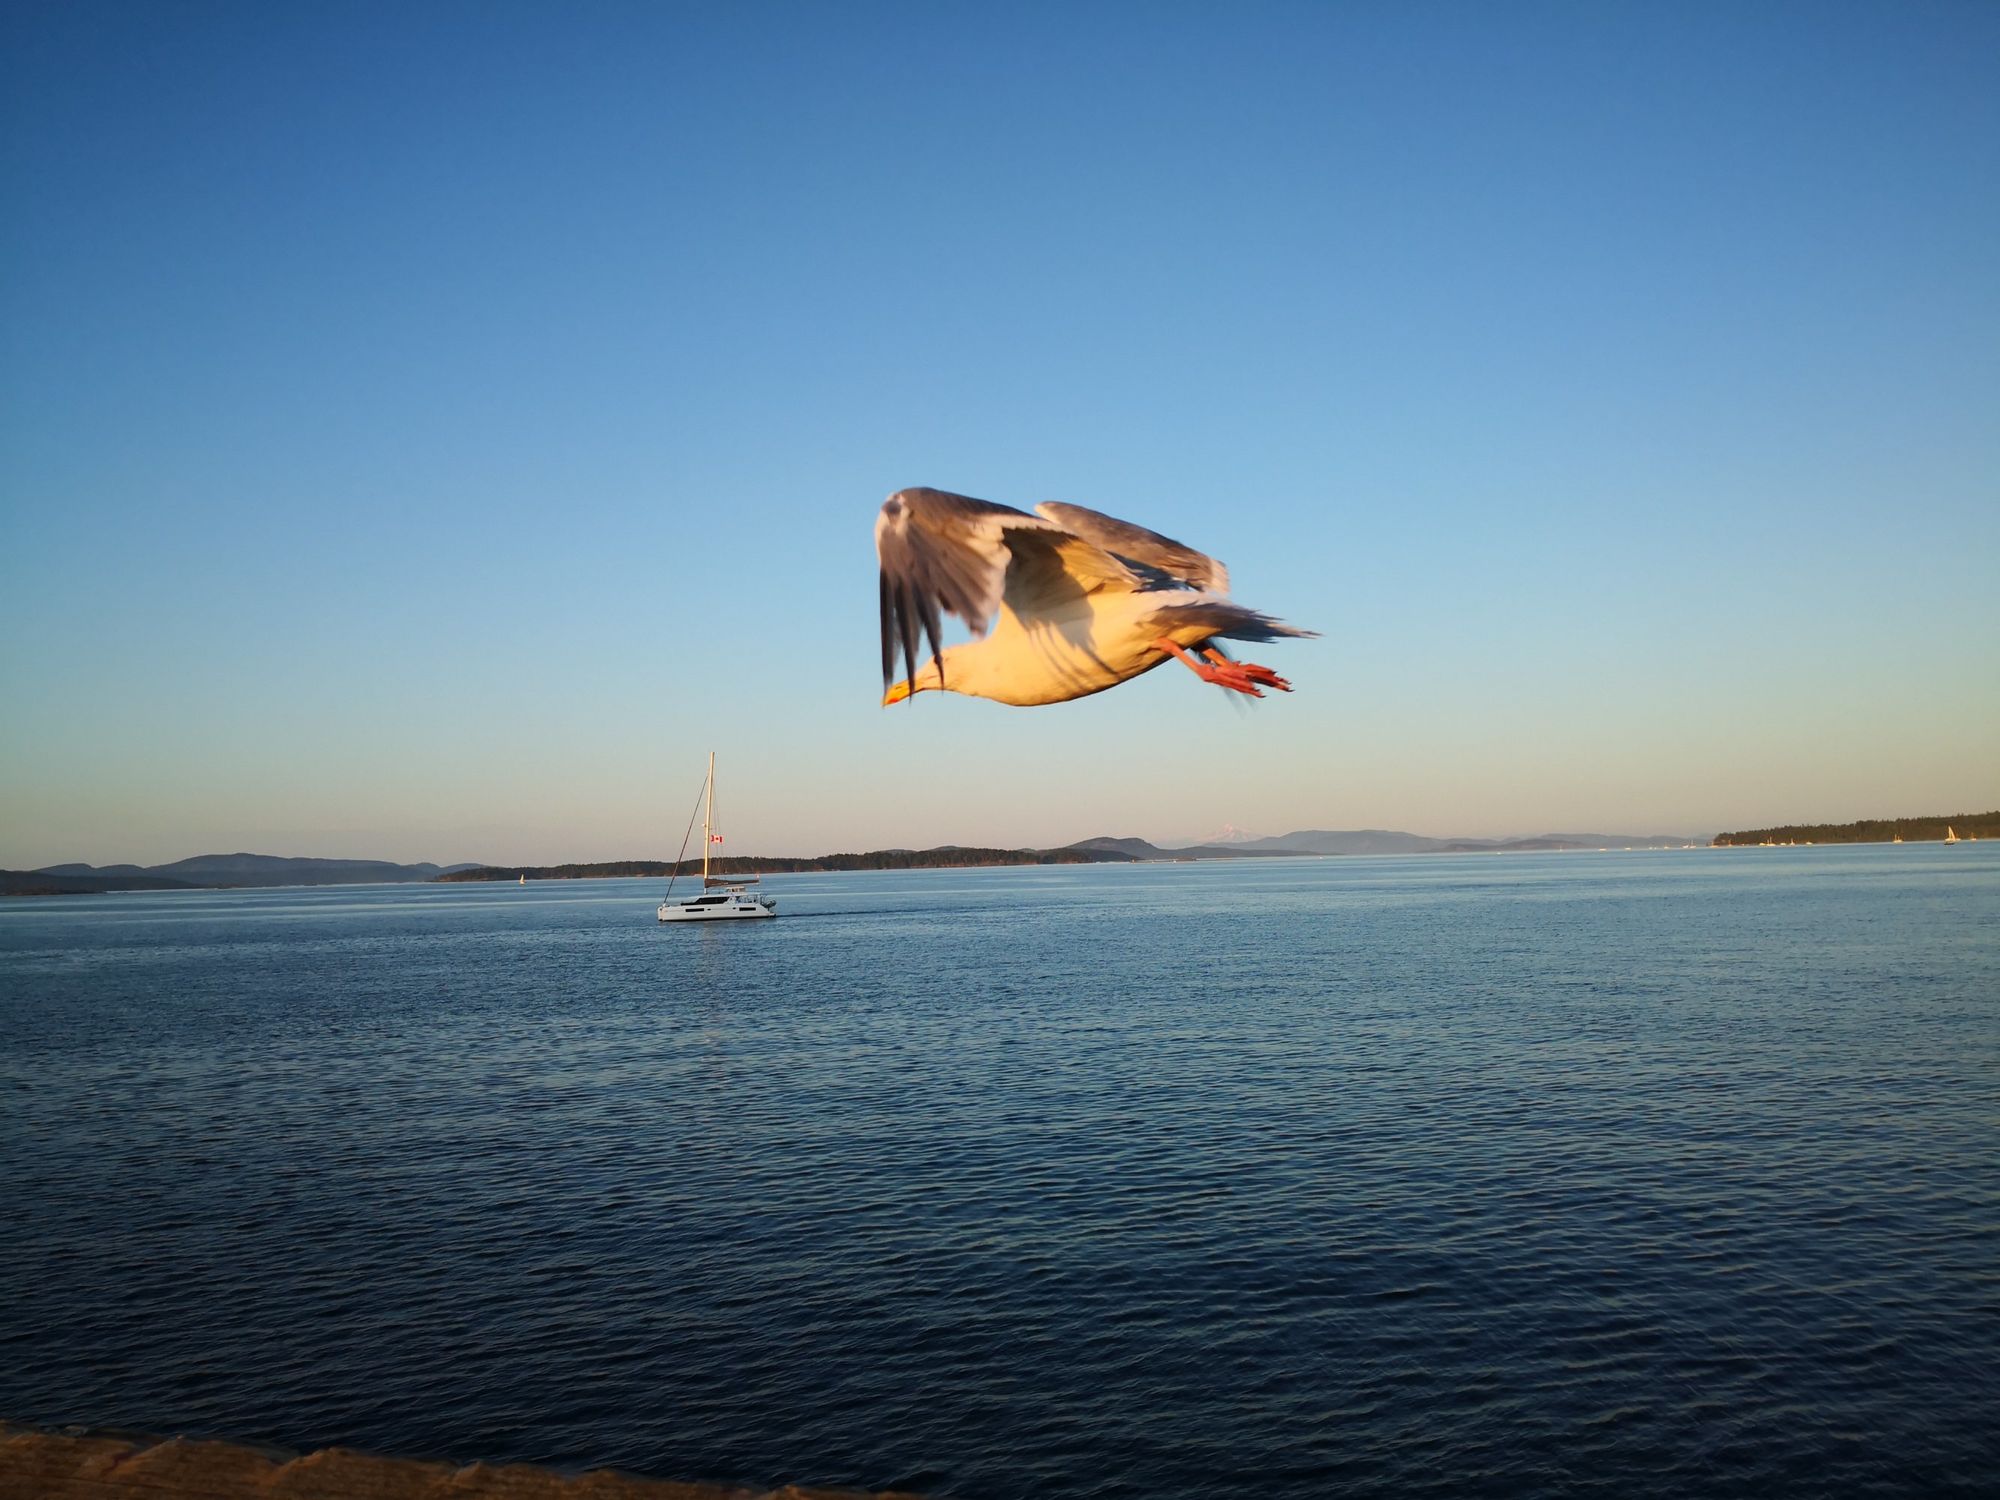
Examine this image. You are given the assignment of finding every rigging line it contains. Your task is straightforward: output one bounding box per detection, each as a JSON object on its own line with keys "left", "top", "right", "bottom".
{"left": 660, "top": 772, "right": 708, "bottom": 906}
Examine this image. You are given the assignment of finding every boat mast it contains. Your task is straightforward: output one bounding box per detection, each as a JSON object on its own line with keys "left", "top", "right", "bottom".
{"left": 703, "top": 750, "right": 714, "bottom": 883}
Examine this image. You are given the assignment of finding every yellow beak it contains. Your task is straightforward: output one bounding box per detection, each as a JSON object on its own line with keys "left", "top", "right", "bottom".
{"left": 882, "top": 680, "right": 912, "bottom": 706}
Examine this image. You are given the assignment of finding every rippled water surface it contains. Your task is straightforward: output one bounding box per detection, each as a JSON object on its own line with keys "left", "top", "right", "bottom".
{"left": 4, "top": 848, "right": 1997, "bottom": 1498}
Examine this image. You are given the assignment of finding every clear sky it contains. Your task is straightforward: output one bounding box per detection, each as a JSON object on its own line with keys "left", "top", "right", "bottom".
{"left": 3, "top": 1, "right": 1996, "bottom": 868}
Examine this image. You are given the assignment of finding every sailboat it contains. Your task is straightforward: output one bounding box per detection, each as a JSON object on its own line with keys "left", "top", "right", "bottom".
{"left": 658, "top": 751, "right": 778, "bottom": 921}
{"left": 1944, "top": 825, "right": 1960, "bottom": 844}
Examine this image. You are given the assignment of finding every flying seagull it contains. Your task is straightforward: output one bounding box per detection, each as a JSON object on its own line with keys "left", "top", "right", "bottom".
{"left": 876, "top": 487, "right": 1313, "bottom": 707}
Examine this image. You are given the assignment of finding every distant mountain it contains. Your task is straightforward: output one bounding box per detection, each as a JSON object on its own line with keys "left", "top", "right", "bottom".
{"left": 143, "top": 854, "right": 469, "bottom": 886}
{"left": 1450, "top": 832, "right": 1703, "bottom": 851}
{"left": 1069, "top": 836, "right": 1173, "bottom": 859}
{"left": 1239, "top": 829, "right": 1447, "bottom": 855}
{"left": 31, "top": 854, "right": 483, "bottom": 889}
{"left": 1171, "top": 823, "right": 1266, "bottom": 847}
{"left": 1067, "top": 836, "right": 1285, "bottom": 860}
{"left": 3, "top": 869, "right": 203, "bottom": 896}
{"left": 1237, "top": 829, "right": 1701, "bottom": 855}
{"left": 1068, "top": 829, "right": 1704, "bottom": 860}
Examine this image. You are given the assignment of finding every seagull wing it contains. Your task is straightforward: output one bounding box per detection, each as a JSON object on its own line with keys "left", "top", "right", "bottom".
{"left": 877, "top": 487, "right": 1072, "bottom": 692}
{"left": 1034, "top": 501, "right": 1230, "bottom": 595}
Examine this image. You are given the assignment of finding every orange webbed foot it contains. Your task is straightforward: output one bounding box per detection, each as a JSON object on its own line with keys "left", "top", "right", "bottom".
{"left": 1154, "top": 639, "right": 1293, "bottom": 698}
{"left": 1200, "top": 649, "right": 1292, "bottom": 694}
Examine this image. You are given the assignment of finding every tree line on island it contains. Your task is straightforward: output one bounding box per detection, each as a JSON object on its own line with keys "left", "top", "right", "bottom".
{"left": 434, "top": 846, "right": 1135, "bottom": 881}
{"left": 1712, "top": 811, "right": 1997, "bottom": 845}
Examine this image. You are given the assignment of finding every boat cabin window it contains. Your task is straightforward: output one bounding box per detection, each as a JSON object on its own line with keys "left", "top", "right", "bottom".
{"left": 692, "top": 895, "right": 727, "bottom": 905}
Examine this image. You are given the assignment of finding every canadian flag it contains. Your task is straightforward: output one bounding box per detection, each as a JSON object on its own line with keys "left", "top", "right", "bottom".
{"left": 709, "top": 834, "right": 724, "bottom": 844}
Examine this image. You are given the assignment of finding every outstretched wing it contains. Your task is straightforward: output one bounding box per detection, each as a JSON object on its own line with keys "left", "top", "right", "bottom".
{"left": 875, "top": 487, "right": 1068, "bottom": 691}
{"left": 1034, "top": 501, "right": 1230, "bottom": 595}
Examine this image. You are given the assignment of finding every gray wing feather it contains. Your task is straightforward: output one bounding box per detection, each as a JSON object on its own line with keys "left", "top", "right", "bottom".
{"left": 1034, "top": 501, "right": 1230, "bottom": 594}
{"left": 875, "top": 487, "right": 1067, "bottom": 690}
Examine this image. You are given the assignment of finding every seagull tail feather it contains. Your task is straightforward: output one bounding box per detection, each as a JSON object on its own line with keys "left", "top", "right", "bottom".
{"left": 1148, "top": 600, "right": 1318, "bottom": 644}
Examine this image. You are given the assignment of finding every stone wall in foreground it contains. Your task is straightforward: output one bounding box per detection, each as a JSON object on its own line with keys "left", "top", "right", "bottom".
{"left": 0, "top": 1423, "right": 924, "bottom": 1500}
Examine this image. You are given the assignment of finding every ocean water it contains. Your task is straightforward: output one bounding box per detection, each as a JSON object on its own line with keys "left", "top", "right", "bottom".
{"left": 2, "top": 847, "right": 1996, "bottom": 1499}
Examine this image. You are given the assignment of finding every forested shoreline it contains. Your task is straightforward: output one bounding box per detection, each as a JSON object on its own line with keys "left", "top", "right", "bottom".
{"left": 1713, "top": 812, "right": 1997, "bottom": 845}
{"left": 436, "top": 846, "right": 1134, "bottom": 881}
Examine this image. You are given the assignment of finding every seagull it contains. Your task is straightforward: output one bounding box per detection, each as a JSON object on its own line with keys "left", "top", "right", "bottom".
{"left": 876, "top": 486, "right": 1314, "bottom": 707}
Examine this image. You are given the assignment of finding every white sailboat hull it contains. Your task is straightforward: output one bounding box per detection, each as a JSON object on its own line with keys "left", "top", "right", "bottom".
{"left": 659, "top": 895, "right": 777, "bottom": 921}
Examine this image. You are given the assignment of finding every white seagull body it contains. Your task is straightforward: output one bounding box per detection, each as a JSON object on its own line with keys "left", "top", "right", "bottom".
{"left": 876, "top": 487, "right": 1313, "bottom": 707}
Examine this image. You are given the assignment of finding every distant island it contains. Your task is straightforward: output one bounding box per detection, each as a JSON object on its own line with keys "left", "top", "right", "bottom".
{"left": 0, "top": 870, "right": 210, "bottom": 897}
{"left": 2, "top": 854, "right": 482, "bottom": 897}
{"left": 12, "top": 815, "right": 1978, "bottom": 895}
{"left": 438, "top": 829, "right": 1706, "bottom": 882}
{"left": 437, "top": 846, "right": 1134, "bottom": 881}
{"left": 8, "top": 828, "right": 1727, "bottom": 896}
{"left": 1712, "top": 811, "right": 1997, "bottom": 846}
{"left": 1073, "top": 830, "right": 1702, "bottom": 858}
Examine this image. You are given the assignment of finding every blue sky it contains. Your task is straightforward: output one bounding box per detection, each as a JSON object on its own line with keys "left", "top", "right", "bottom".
{"left": 3, "top": 1, "right": 1995, "bottom": 866}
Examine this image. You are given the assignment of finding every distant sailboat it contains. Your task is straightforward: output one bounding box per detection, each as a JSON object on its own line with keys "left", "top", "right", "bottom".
{"left": 1944, "top": 825, "right": 1960, "bottom": 844}
{"left": 519, "top": 873, "right": 527, "bottom": 885}
{"left": 658, "top": 752, "right": 778, "bottom": 922}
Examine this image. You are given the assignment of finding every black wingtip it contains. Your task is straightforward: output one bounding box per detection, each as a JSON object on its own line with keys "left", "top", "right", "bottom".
{"left": 921, "top": 590, "right": 945, "bottom": 691}
{"left": 878, "top": 570, "right": 896, "bottom": 689}
{"left": 898, "top": 578, "right": 920, "bottom": 701}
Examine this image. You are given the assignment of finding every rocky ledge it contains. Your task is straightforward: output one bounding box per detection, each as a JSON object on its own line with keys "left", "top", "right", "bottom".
{"left": 0, "top": 1423, "right": 923, "bottom": 1500}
